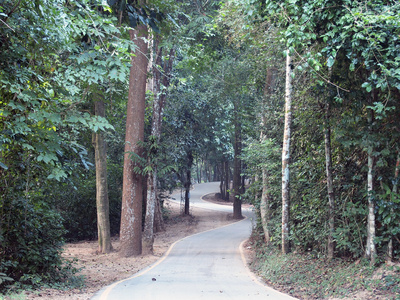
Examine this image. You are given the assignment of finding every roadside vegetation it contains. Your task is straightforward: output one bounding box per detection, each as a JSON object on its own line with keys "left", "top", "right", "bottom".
{"left": 1, "top": 0, "right": 399, "bottom": 298}
{"left": 248, "top": 232, "right": 400, "bottom": 299}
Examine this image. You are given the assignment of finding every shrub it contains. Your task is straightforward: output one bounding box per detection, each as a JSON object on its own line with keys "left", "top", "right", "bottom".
{"left": 0, "top": 197, "right": 75, "bottom": 292}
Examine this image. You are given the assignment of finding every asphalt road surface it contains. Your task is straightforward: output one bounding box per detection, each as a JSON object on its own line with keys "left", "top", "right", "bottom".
{"left": 92, "top": 182, "right": 297, "bottom": 300}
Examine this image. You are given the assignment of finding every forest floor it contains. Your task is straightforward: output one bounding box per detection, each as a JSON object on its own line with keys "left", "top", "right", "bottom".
{"left": 13, "top": 192, "right": 400, "bottom": 300}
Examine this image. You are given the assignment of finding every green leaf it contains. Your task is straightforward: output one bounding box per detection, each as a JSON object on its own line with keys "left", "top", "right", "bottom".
{"left": 327, "top": 56, "right": 335, "bottom": 68}
{"left": 0, "top": 161, "right": 8, "bottom": 170}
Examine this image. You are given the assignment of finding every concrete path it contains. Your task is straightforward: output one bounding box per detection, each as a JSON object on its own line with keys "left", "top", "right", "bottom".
{"left": 92, "top": 182, "right": 297, "bottom": 300}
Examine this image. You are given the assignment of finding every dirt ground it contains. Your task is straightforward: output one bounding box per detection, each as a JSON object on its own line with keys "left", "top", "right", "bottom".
{"left": 23, "top": 194, "right": 237, "bottom": 300}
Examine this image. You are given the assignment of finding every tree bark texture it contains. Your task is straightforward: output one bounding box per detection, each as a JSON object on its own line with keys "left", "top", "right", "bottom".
{"left": 94, "top": 99, "right": 112, "bottom": 254}
{"left": 260, "top": 167, "right": 271, "bottom": 244}
{"left": 281, "top": 51, "right": 293, "bottom": 254}
{"left": 120, "top": 26, "right": 148, "bottom": 257}
{"left": 324, "top": 103, "right": 335, "bottom": 259}
{"left": 365, "top": 108, "right": 376, "bottom": 265}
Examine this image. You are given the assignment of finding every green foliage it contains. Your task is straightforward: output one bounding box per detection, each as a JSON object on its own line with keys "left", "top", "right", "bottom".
{"left": 0, "top": 0, "right": 129, "bottom": 292}
{"left": 0, "top": 197, "right": 77, "bottom": 292}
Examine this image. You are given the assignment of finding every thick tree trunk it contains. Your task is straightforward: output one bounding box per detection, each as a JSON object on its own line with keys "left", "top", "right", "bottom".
{"left": 94, "top": 100, "right": 112, "bottom": 254}
{"left": 281, "top": 51, "right": 293, "bottom": 254}
{"left": 120, "top": 26, "right": 148, "bottom": 257}
{"left": 324, "top": 103, "right": 335, "bottom": 259}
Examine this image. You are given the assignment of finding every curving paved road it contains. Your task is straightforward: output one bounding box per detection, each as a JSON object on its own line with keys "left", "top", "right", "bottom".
{"left": 92, "top": 182, "right": 297, "bottom": 300}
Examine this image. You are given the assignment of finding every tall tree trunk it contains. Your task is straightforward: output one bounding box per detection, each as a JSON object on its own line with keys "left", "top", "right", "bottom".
{"left": 365, "top": 102, "right": 376, "bottom": 265}
{"left": 282, "top": 51, "right": 293, "bottom": 254}
{"left": 142, "top": 40, "right": 174, "bottom": 254}
{"left": 93, "top": 99, "right": 112, "bottom": 254}
{"left": 259, "top": 68, "right": 275, "bottom": 245}
{"left": 120, "top": 25, "right": 148, "bottom": 257}
{"left": 142, "top": 39, "right": 162, "bottom": 255}
{"left": 387, "top": 151, "right": 400, "bottom": 260}
{"left": 233, "top": 114, "right": 242, "bottom": 219}
{"left": 366, "top": 148, "right": 376, "bottom": 264}
{"left": 324, "top": 102, "right": 335, "bottom": 259}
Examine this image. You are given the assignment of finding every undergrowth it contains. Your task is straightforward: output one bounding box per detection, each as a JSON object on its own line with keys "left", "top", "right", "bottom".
{"left": 247, "top": 235, "right": 400, "bottom": 299}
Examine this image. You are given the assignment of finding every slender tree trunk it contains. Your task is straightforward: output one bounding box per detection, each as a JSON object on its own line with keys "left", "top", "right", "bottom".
{"left": 282, "top": 51, "right": 293, "bottom": 254}
{"left": 259, "top": 68, "right": 277, "bottom": 244}
{"left": 93, "top": 99, "right": 112, "bottom": 254}
{"left": 219, "top": 165, "right": 224, "bottom": 197}
{"left": 224, "top": 160, "right": 230, "bottom": 201}
{"left": 365, "top": 104, "right": 376, "bottom": 265}
{"left": 142, "top": 39, "right": 162, "bottom": 255}
{"left": 143, "top": 170, "right": 156, "bottom": 254}
{"left": 387, "top": 151, "right": 400, "bottom": 260}
{"left": 366, "top": 149, "right": 376, "bottom": 264}
{"left": 233, "top": 114, "right": 242, "bottom": 219}
{"left": 324, "top": 102, "right": 335, "bottom": 259}
{"left": 120, "top": 26, "right": 148, "bottom": 257}
{"left": 142, "top": 40, "right": 174, "bottom": 253}
{"left": 260, "top": 167, "right": 271, "bottom": 244}
{"left": 154, "top": 192, "right": 165, "bottom": 232}
{"left": 184, "top": 151, "right": 193, "bottom": 215}
{"left": 197, "top": 159, "right": 201, "bottom": 183}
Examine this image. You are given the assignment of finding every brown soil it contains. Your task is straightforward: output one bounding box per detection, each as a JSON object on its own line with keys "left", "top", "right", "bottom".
{"left": 23, "top": 195, "right": 236, "bottom": 300}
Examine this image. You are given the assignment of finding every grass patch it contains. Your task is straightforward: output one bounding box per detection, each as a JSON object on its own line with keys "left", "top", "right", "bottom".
{"left": 248, "top": 237, "right": 400, "bottom": 299}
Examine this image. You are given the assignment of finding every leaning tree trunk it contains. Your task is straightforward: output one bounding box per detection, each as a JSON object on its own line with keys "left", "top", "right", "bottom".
{"left": 120, "top": 25, "right": 148, "bottom": 257}
{"left": 281, "top": 51, "right": 293, "bottom": 254}
{"left": 93, "top": 99, "right": 112, "bottom": 254}
{"left": 324, "top": 102, "right": 335, "bottom": 259}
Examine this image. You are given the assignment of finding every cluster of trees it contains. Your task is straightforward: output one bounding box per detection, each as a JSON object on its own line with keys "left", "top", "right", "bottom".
{"left": 0, "top": 0, "right": 399, "bottom": 293}
{"left": 217, "top": 0, "right": 400, "bottom": 265}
